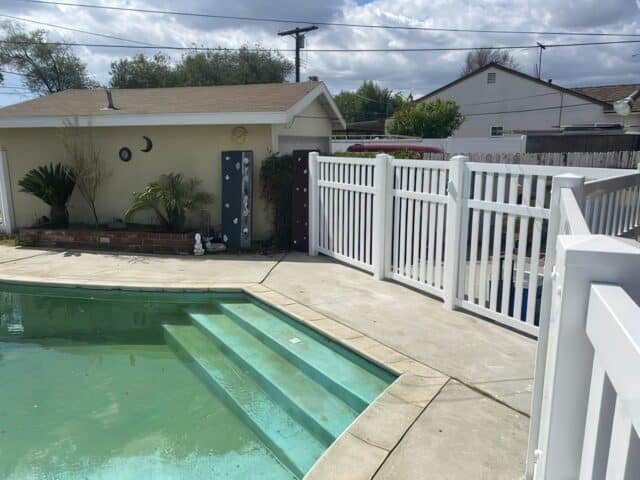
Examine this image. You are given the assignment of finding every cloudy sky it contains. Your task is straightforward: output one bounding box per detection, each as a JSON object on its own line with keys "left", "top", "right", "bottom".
{"left": 0, "top": 0, "right": 639, "bottom": 107}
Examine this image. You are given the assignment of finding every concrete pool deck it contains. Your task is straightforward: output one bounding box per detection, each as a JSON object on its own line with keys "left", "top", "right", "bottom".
{"left": 0, "top": 246, "right": 534, "bottom": 479}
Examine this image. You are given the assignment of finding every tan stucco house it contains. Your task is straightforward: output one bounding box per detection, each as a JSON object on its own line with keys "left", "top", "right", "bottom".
{"left": 0, "top": 81, "right": 344, "bottom": 239}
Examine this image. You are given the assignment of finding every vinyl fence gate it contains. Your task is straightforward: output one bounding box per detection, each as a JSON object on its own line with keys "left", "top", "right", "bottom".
{"left": 308, "top": 152, "right": 640, "bottom": 338}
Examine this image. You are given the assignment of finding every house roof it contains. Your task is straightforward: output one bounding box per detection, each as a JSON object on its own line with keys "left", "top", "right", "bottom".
{"left": 0, "top": 81, "right": 346, "bottom": 129}
{"left": 572, "top": 84, "right": 640, "bottom": 112}
{"left": 416, "top": 63, "right": 612, "bottom": 109}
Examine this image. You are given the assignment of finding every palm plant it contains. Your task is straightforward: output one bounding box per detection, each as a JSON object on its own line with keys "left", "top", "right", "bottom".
{"left": 18, "top": 163, "right": 76, "bottom": 227}
{"left": 124, "top": 173, "right": 213, "bottom": 232}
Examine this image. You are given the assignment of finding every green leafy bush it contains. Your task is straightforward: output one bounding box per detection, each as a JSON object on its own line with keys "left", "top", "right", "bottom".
{"left": 259, "top": 153, "right": 293, "bottom": 249}
{"left": 124, "top": 173, "right": 212, "bottom": 232}
{"left": 18, "top": 163, "right": 76, "bottom": 228}
{"left": 387, "top": 100, "right": 464, "bottom": 138}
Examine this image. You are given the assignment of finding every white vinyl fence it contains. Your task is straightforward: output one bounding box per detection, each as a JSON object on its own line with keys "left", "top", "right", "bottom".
{"left": 525, "top": 174, "right": 640, "bottom": 480}
{"left": 308, "top": 152, "right": 640, "bottom": 338}
{"left": 0, "top": 150, "right": 14, "bottom": 235}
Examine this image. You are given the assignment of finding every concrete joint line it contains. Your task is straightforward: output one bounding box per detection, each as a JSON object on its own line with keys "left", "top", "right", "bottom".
{"left": 371, "top": 378, "right": 452, "bottom": 479}
{"left": 259, "top": 251, "right": 288, "bottom": 284}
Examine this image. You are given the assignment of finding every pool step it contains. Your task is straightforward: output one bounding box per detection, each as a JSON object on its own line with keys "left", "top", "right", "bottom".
{"left": 163, "top": 324, "right": 325, "bottom": 479}
{"left": 217, "top": 301, "right": 393, "bottom": 411}
{"left": 186, "top": 310, "right": 358, "bottom": 444}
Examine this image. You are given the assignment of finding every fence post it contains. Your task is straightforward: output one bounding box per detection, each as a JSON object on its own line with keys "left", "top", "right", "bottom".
{"left": 443, "top": 155, "right": 467, "bottom": 309}
{"left": 532, "top": 235, "right": 640, "bottom": 479}
{"left": 525, "top": 173, "right": 586, "bottom": 479}
{"left": 0, "top": 149, "right": 14, "bottom": 235}
{"left": 308, "top": 151, "right": 319, "bottom": 256}
{"left": 371, "top": 154, "right": 389, "bottom": 280}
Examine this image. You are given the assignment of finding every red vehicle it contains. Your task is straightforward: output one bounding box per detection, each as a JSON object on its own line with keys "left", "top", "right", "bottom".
{"left": 346, "top": 143, "right": 444, "bottom": 159}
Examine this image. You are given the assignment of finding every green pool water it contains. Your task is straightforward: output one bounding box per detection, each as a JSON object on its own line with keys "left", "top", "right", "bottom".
{"left": 0, "top": 284, "right": 394, "bottom": 479}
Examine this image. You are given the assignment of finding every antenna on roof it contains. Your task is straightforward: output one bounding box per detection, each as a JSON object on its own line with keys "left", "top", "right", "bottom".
{"left": 103, "top": 89, "right": 119, "bottom": 110}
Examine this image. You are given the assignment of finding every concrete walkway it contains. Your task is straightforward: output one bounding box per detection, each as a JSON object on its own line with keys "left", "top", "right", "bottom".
{"left": 0, "top": 246, "right": 534, "bottom": 479}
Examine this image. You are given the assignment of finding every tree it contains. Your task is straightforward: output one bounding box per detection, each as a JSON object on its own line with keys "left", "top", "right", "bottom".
{"left": 0, "top": 24, "right": 98, "bottom": 94}
{"left": 387, "top": 100, "right": 464, "bottom": 138}
{"left": 334, "top": 81, "right": 407, "bottom": 123}
{"left": 109, "top": 47, "right": 294, "bottom": 88}
{"left": 461, "top": 48, "right": 519, "bottom": 75}
{"left": 59, "top": 119, "right": 111, "bottom": 227}
{"left": 109, "top": 53, "right": 175, "bottom": 89}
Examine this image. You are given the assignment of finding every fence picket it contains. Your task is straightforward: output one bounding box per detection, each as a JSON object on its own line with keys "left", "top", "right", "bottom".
{"left": 406, "top": 168, "right": 416, "bottom": 279}
{"left": 513, "top": 175, "right": 533, "bottom": 321}
{"left": 427, "top": 170, "right": 438, "bottom": 285}
{"left": 467, "top": 172, "right": 483, "bottom": 302}
{"left": 489, "top": 174, "right": 506, "bottom": 311}
{"left": 501, "top": 175, "right": 519, "bottom": 316}
{"left": 478, "top": 173, "right": 494, "bottom": 307}
{"left": 525, "top": 177, "right": 547, "bottom": 326}
{"left": 412, "top": 169, "right": 423, "bottom": 280}
{"left": 435, "top": 170, "right": 447, "bottom": 288}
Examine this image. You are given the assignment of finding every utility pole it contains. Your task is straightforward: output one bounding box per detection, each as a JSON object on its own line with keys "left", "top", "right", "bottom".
{"left": 536, "top": 42, "right": 546, "bottom": 79}
{"left": 278, "top": 25, "right": 318, "bottom": 82}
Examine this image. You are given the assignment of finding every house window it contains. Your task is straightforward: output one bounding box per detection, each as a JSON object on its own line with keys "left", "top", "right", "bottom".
{"left": 490, "top": 126, "right": 503, "bottom": 137}
{"left": 487, "top": 72, "right": 496, "bottom": 84}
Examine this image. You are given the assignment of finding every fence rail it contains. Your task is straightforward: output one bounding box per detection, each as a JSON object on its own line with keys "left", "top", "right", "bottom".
{"left": 309, "top": 153, "right": 640, "bottom": 339}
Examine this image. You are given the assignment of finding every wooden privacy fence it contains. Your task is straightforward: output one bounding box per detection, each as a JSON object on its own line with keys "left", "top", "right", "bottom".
{"left": 525, "top": 174, "right": 640, "bottom": 480}
{"left": 308, "top": 152, "right": 640, "bottom": 337}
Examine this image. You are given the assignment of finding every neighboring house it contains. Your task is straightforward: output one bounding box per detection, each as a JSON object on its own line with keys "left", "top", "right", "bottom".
{"left": 0, "top": 81, "right": 344, "bottom": 238}
{"left": 416, "top": 63, "right": 639, "bottom": 138}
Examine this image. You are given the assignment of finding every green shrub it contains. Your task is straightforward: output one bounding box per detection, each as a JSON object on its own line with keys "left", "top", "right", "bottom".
{"left": 18, "top": 163, "right": 76, "bottom": 228}
{"left": 124, "top": 173, "right": 212, "bottom": 232}
{"left": 259, "top": 152, "right": 293, "bottom": 249}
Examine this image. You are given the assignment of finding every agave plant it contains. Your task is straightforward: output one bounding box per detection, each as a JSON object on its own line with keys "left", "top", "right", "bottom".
{"left": 124, "top": 173, "right": 213, "bottom": 232}
{"left": 18, "top": 163, "right": 76, "bottom": 228}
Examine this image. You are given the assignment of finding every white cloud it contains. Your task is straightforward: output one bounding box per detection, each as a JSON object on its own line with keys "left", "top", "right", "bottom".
{"left": 0, "top": 0, "right": 638, "bottom": 106}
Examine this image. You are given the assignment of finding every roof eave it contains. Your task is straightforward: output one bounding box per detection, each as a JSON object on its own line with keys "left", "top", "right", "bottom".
{"left": 0, "top": 111, "right": 289, "bottom": 128}
{"left": 285, "top": 83, "right": 346, "bottom": 130}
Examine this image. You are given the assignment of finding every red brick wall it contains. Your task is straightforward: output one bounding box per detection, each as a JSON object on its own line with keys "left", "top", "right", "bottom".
{"left": 19, "top": 228, "right": 194, "bottom": 255}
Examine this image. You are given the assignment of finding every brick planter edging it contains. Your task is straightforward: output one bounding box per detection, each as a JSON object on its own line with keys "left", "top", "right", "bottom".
{"left": 19, "top": 228, "right": 194, "bottom": 255}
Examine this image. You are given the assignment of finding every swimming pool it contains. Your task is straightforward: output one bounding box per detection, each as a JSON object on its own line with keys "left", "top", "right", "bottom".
{"left": 0, "top": 284, "right": 394, "bottom": 479}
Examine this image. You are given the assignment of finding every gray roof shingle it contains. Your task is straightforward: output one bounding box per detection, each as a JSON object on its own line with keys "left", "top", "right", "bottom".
{"left": 0, "top": 81, "right": 321, "bottom": 117}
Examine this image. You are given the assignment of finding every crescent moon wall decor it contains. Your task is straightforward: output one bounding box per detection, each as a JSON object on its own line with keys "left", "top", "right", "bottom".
{"left": 141, "top": 136, "right": 153, "bottom": 153}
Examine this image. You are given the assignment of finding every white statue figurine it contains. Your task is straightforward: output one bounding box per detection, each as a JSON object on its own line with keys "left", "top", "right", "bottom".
{"left": 194, "top": 233, "right": 205, "bottom": 256}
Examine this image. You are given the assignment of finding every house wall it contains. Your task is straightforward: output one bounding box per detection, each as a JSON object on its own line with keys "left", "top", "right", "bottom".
{"left": 0, "top": 124, "right": 276, "bottom": 239}
{"left": 273, "top": 101, "right": 333, "bottom": 154}
{"left": 425, "top": 66, "right": 614, "bottom": 137}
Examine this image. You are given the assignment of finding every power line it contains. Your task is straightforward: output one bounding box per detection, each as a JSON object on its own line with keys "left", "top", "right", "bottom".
{"left": 0, "top": 14, "right": 155, "bottom": 45}
{"left": 16, "top": 0, "right": 640, "bottom": 38}
{"left": 464, "top": 101, "right": 594, "bottom": 116}
{"left": 458, "top": 91, "right": 561, "bottom": 107}
{"left": 1, "top": 39, "right": 639, "bottom": 53}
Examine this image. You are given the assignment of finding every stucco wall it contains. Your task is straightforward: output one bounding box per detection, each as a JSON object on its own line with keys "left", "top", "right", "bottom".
{"left": 425, "top": 66, "right": 613, "bottom": 137}
{"left": 0, "top": 124, "right": 277, "bottom": 239}
{"left": 273, "top": 101, "right": 333, "bottom": 153}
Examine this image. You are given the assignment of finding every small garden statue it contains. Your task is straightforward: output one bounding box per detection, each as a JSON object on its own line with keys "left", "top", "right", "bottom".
{"left": 194, "top": 233, "right": 205, "bottom": 256}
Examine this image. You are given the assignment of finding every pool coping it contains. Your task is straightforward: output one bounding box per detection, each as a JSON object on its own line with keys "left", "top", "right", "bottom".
{"left": 0, "top": 277, "right": 449, "bottom": 480}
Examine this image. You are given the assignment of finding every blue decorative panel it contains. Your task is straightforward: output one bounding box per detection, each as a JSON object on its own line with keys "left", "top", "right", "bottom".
{"left": 222, "top": 151, "right": 253, "bottom": 249}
